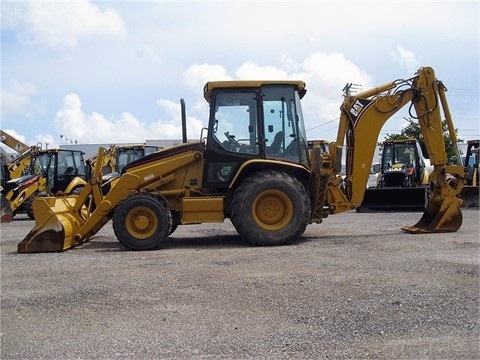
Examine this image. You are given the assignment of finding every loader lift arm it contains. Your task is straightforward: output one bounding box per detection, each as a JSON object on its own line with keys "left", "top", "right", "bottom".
{"left": 325, "top": 66, "right": 466, "bottom": 232}
{"left": 19, "top": 143, "right": 205, "bottom": 252}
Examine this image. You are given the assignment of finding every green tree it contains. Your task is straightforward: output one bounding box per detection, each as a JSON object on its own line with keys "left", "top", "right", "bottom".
{"left": 384, "top": 117, "right": 462, "bottom": 165}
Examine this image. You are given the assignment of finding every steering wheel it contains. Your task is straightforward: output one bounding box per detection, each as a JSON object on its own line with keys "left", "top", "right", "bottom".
{"left": 224, "top": 132, "right": 240, "bottom": 150}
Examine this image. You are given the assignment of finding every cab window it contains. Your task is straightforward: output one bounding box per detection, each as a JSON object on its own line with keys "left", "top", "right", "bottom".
{"left": 212, "top": 92, "right": 259, "bottom": 155}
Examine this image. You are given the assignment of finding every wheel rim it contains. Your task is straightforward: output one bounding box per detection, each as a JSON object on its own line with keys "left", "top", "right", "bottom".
{"left": 252, "top": 189, "right": 293, "bottom": 230}
{"left": 125, "top": 206, "right": 158, "bottom": 239}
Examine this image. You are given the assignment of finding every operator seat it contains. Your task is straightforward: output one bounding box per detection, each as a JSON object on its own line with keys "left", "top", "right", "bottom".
{"left": 269, "top": 131, "right": 284, "bottom": 153}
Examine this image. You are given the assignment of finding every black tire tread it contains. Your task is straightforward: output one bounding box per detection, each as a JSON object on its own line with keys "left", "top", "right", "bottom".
{"left": 113, "top": 193, "right": 172, "bottom": 250}
{"left": 230, "top": 170, "right": 310, "bottom": 246}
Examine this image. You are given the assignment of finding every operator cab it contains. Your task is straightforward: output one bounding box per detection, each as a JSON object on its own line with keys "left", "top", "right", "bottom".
{"left": 31, "top": 149, "right": 87, "bottom": 193}
{"left": 203, "top": 81, "right": 309, "bottom": 187}
{"left": 116, "top": 145, "right": 161, "bottom": 174}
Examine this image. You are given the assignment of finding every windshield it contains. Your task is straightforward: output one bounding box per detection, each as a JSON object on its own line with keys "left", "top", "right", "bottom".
{"left": 32, "top": 152, "right": 55, "bottom": 189}
{"left": 118, "top": 148, "right": 148, "bottom": 173}
{"left": 382, "top": 142, "right": 416, "bottom": 170}
{"left": 263, "top": 86, "right": 309, "bottom": 165}
{"left": 32, "top": 152, "right": 53, "bottom": 175}
{"left": 212, "top": 91, "right": 259, "bottom": 155}
{"left": 72, "top": 151, "right": 86, "bottom": 177}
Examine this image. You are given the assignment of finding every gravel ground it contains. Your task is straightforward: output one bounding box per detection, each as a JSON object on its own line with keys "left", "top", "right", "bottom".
{"left": 1, "top": 210, "right": 479, "bottom": 359}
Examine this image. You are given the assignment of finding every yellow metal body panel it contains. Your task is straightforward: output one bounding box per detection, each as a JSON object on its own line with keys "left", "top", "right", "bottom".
{"left": 181, "top": 197, "right": 225, "bottom": 224}
{"left": 204, "top": 80, "right": 305, "bottom": 102}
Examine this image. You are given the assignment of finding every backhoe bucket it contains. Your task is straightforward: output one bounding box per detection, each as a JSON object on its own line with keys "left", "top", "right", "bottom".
{"left": 357, "top": 187, "right": 428, "bottom": 212}
{"left": 17, "top": 196, "right": 88, "bottom": 253}
{"left": 0, "top": 194, "right": 13, "bottom": 223}
{"left": 401, "top": 184, "right": 463, "bottom": 234}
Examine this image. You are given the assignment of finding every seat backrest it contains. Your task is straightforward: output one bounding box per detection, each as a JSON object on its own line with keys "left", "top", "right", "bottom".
{"left": 270, "top": 131, "right": 284, "bottom": 153}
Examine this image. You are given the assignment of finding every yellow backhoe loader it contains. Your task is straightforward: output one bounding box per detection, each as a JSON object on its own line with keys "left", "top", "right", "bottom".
{"left": 1, "top": 130, "right": 40, "bottom": 221}
{"left": 19, "top": 66, "right": 467, "bottom": 253}
{"left": 86, "top": 144, "right": 162, "bottom": 195}
{"left": 1, "top": 145, "right": 13, "bottom": 190}
{"left": 1, "top": 148, "right": 87, "bottom": 222}
{"left": 459, "top": 139, "right": 479, "bottom": 207}
{"left": 357, "top": 138, "right": 433, "bottom": 211}
{"left": 86, "top": 143, "right": 161, "bottom": 177}
{"left": 0, "top": 130, "right": 40, "bottom": 183}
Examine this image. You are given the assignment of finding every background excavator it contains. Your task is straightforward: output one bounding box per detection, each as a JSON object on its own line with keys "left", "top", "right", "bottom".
{"left": 19, "top": 66, "right": 466, "bottom": 253}
{"left": 357, "top": 138, "right": 433, "bottom": 211}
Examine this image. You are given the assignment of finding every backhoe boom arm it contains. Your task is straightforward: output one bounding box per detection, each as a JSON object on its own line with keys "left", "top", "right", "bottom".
{"left": 327, "top": 66, "right": 466, "bottom": 232}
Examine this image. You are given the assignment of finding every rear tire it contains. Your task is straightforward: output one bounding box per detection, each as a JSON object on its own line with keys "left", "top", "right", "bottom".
{"left": 230, "top": 170, "right": 310, "bottom": 246}
{"left": 113, "top": 193, "right": 172, "bottom": 250}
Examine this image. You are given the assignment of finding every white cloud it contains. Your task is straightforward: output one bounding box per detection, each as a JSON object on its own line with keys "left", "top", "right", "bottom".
{"left": 1, "top": 79, "right": 45, "bottom": 118}
{"left": 54, "top": 93, "right": 206, "bottom": 145}
{"left": 298, "top": 52, "right": 373, "bottom": 137}
{"left": 55, "top": 94, "right": 144, "bottom": 143}
{"left": 302, "top": 52, "right": 372, "bottom": 89}
{"left": 151, "top": 99, "right": 204, "bottom": 140}
{"left": 135, "top": 43, "right": 162, "bottom": 63}
{"left": 183, "top": 64, "right": 232, "bottom": 94}
{"left": 34, "top": 133, "right": 58, "bottom": 150}
{"left": 9, "top": 0, "right": 126, "bottom": 47}
{"left": 235, "top": 61, "right": 291, "bottom": 80}
{"left": 52, "top": 52, "right": 378, "bottom": 145}
{"left": 391, "top": 46, "right": 422, "bottom": 73}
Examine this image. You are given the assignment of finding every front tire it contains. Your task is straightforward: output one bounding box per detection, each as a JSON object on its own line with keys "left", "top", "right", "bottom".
{"left": 230, "top": 170, "right": 310, "bottom": 246}
{"left": 25, "top": 196, "right": 36, "bottom": 220}
{"left": 113, "top": 193, "right": 172, "bottom": 250}
{"left": 69, "top": 186, "right": 84, "bottom": 195}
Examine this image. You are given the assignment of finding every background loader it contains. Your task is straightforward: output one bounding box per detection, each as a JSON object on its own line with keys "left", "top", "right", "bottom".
{"left": 19, "top": 66, "right": 466, "bottom": 253}
{"left": 357, "top": 138, "right": 433, "bottom": 212}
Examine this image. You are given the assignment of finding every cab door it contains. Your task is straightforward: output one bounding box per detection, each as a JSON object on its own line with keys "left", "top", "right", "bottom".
{"left": 204, "top": 90, "right": 261, "bottom": 189}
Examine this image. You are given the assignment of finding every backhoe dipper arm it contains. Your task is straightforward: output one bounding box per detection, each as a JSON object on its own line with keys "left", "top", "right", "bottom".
{"left": 336, "top": 78, "right": 415, "bottom": 206}
{"left": 332, "top": 66, "right": 465, "bottom": 233}
{"left": 0, "top": 130, "right": 31, "bottom": 154}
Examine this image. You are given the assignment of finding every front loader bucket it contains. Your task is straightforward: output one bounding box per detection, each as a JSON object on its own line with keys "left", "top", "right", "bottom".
{"left": 18, "top": 197, "right": 88, "bottom": 253}
{"left": 357, "top": 187, "right": 428, "bottom": 212}
{"left": 0, "top": 194, "right": 13, "bottom": 223}
{"left": 459, "top": 186, "right": 479, "bottom": 208}
{"left": 401, "top": 183, "right": 463, "bottom": 234}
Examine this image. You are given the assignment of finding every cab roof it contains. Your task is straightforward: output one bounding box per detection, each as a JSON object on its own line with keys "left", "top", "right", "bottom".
{"left": 203, "top": 80, "right": 306, "bottom": 102}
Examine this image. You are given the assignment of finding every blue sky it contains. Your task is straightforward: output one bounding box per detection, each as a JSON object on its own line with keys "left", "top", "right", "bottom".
{"left": 1, "top": 0, "right": 479, "bottom": 152}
